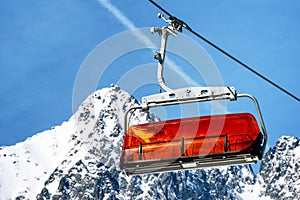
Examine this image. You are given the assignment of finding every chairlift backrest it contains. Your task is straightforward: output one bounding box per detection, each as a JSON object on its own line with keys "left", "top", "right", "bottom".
{"left": 121, "top": 113, "right": 263, "bottom": 168}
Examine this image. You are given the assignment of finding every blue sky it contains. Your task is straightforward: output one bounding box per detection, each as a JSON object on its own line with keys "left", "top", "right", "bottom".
{"left": 0, "top": 0, "right": 299, "bottom": 161}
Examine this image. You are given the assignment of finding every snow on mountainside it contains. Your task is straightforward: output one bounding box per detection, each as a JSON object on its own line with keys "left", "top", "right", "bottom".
{"left": 0, "top": 85, "right": 150, "bottom": 199}
{"left": 0, "top": 115, "right": 78, "bottom": 199}
{"left": 0, "top": 85, "right": 299, "bottom": 199}
{"left": 257, "top": 136, "right": 300, "bottom": 200}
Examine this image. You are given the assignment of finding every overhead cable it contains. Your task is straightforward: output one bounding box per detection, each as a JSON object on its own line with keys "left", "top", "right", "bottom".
{"left": 148, "top": 0, "right": 299, "bottom": 102}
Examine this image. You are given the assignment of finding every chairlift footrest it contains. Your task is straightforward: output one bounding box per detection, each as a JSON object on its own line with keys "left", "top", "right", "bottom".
{"left": 122, "top": 154, "right": 258, "bottom": 176}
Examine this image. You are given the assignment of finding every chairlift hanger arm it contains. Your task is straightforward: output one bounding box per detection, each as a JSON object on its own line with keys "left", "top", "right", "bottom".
{"left": 148, "top": 0, "right": 300, "bottom": 102}
{"left": 151, "top": 27, "right": 176, "bottom": 94}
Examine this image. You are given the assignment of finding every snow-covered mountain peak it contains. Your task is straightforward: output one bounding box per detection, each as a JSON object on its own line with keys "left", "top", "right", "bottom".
{"left": 0, "top": 85, "right": 151, "bottom": 199}
{"left": 1, "top": 86, "right": 299, "bottom": 199}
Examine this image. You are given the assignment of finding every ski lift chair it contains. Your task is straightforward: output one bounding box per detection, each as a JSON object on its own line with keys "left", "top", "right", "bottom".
{"left": 120, "top": 26, "right": 267, "bottom": 176}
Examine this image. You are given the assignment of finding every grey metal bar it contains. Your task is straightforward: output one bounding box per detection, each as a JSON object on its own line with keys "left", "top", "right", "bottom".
{"left": 237, "top": 94, "right": 268, "bottom": 159}
{"left": 181, "top": 137, "right": 185, "bottom": 156}
{"left": 124, "top": 105, "right": 143, "bottom": 138}
{"left": 138, "top": 142, "right": 143, "bottom": 160}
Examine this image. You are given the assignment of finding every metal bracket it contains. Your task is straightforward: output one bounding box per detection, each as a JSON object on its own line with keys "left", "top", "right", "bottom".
{"left": 141, "top": 86, "right": 237, "bottom": 110}
{"left": 157, "top": 13, "right": 183, "bottom": 32}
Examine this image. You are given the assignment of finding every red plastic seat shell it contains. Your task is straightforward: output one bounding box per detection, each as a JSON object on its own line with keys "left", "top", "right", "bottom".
{"left": 122, "top": 113, "right": 261, "bottom": 163}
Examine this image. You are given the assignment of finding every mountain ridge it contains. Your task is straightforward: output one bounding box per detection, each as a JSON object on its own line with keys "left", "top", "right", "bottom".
{"left": 0, "top": 85, "right": 299, "bottom": 199}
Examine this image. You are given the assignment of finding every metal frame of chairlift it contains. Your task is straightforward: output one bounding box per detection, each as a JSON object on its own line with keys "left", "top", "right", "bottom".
{"left": 121, "top": 19, "right": 267, "bottom": 176}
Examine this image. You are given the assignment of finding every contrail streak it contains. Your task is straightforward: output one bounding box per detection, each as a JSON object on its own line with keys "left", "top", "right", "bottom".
{"left": 97, "top": 0, "right": 199, "bottom": 86}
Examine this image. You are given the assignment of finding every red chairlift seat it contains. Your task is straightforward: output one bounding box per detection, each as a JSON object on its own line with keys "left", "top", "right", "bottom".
{"left": 120, "top": 113, "right": 264, "bottom": 175}
{"left": 119, "top": 26, "right": 267, "bottom": 175}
